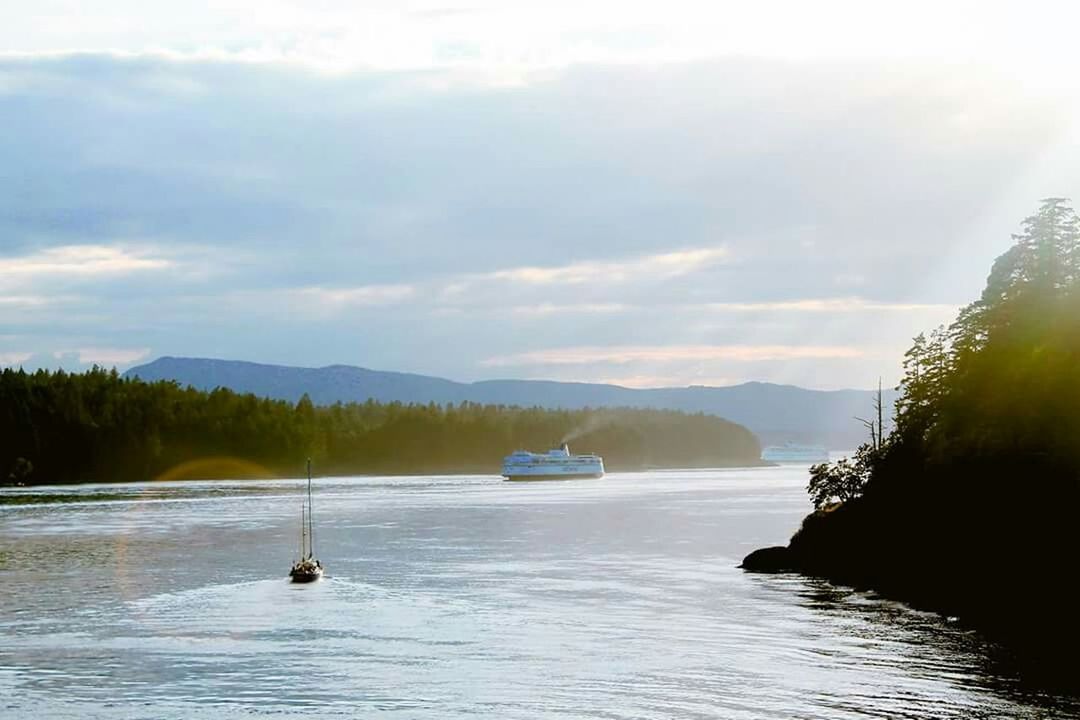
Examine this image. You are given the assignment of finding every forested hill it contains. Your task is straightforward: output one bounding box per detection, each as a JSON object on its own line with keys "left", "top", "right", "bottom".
{"left": 125, "top": 358, "right": 892, "bottom": 449}
{"left": 0, "top": 370, "right": 763, "bottom": 486}
{"left": 742, "top": 198, "right": 1080, "bottom": 670}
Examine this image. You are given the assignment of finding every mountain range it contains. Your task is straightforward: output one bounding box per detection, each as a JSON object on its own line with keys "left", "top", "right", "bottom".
{"left": 125, "top": 357, "right": 895, "bottom": 449}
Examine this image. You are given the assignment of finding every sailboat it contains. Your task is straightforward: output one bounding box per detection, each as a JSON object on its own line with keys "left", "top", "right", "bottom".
{"left": 289, "top": 458, "right": 324, "bottom": 583}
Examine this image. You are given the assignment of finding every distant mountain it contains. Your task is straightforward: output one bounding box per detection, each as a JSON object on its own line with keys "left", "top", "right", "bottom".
{"left": 125, "top": 357, "right": 895, "bottom": 449}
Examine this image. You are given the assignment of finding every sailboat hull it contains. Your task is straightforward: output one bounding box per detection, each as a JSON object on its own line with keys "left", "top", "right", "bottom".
{"left": 289, "top": 567, "right": 323, "bottom": 583}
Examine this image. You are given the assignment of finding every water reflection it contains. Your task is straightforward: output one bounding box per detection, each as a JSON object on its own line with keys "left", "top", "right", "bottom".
{"left": 750, "top": 574, "right": 1080, "bottom": 718}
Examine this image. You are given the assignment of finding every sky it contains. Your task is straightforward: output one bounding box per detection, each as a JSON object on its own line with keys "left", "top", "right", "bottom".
{"left": 2, "top": 1, "right": 1080, "bottom": 389}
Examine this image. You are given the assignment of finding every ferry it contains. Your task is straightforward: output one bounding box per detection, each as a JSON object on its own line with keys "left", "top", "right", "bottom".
{"left": 761, "top": 442, "right": 830, "bottom": 464}
{"left": 502, "top": 443, "right": 605, "bottom": 481}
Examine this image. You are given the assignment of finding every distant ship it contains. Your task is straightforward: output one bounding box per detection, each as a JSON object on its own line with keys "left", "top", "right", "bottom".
{"left": 502, "top": 443, "right": 605, "bottom": 481}
{"left": 761, "top": 442, "right": 830, "bottom": 464}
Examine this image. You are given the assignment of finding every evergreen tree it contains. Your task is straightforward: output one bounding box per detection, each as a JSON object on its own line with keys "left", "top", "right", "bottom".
{"left": 0, "top": 369, "right": 762, "bottom": 486}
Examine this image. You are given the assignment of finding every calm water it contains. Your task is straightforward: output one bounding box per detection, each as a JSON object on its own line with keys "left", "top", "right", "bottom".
{"left": 2, "top": 466, "right": 1077, "bottom": 719}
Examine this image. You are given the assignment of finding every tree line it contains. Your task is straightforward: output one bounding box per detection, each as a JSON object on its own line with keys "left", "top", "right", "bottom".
{"left": 809, "top": 197, "right": 1080, "bottom": 508}
{"left": 0, "top": 369, "right": 762, "bottom": 485}
{"left": 792, "top": 198, "right": 1080, "bottom": 655}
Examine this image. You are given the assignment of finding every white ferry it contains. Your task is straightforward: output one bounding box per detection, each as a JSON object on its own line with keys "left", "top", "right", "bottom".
{"left": 761, "top": 442, "right": 830, "bottom": 464}
{"left": 502, "top": 443, "right": 605, "bottom": 481}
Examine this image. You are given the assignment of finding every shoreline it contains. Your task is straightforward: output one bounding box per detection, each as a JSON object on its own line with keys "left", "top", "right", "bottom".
{"left": 741, "top": 497, "right": 1080, "bottom": 691}
{"left": 0, "top": 459, "right": 772, "bottom": 492}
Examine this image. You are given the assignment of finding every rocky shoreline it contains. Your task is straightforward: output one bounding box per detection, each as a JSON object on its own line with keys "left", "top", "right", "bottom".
{"left": 739, "top": 492, "right": 1080, "bottom": 691}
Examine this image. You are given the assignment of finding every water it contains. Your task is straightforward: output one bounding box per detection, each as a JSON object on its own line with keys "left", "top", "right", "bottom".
{"left": 2, "top": 466, "right": 1077, "bottom": 719}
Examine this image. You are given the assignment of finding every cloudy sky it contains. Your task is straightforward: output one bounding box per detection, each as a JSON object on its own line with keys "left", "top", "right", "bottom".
{"left": 2, "top": 1, "right": 1079, "bottom": 389}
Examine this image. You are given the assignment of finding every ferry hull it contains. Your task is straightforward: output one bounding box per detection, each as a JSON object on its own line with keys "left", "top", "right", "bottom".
{"left": 503, "top": 472, "right": 604, "bottom": 481}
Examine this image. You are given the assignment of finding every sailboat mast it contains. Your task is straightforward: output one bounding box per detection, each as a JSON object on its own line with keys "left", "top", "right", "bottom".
{"left": 306, "top": 457, "right": 314, "bottom": 558}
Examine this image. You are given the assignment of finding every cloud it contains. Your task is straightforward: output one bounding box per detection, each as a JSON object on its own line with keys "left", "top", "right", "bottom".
{"left": 486, "top": 247, "right": 728, "bottom": 286}
{"left": 701, "top": 298, "right": 960, "bottom": 313}
{"left": 3, "top": 1, "right": 1080, "bottom": 93}
{"left": 0, "top": 54, "right": 1076, "bottom": 389}
{"left": 0, "top": 295, "right": 76, "bottom": 307}
{"left": 60, "top": 347, "right": 152, "bottom": 365}
{"left": 509, "top": 303, "right": 628, "bottom": 316}
{"left": 0, "top": 245, "right": 171, "bottom": 284}
{"left": 457, "top": 297, "right": 958, "bottom": 319}
{"left": 292, "top": 284, "right": 416, "bottom": 307}
{"left": 482, "top": 344, "right": 864, "bottom": 367}
{"left": 0, "top": 351, "right": 33, "bottom": 366}
{"left": 437, "top": 248, "right": 730, "bottom": 312}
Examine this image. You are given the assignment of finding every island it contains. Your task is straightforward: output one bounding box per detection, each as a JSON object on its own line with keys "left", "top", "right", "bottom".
{"left": 0, "top": 371, "right": 764, "bottom": 485}
{"left": 742, "top": 198, "right": 1080, "bottom": 684}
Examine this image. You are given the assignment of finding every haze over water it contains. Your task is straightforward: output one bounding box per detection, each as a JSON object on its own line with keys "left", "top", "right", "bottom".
{"left": 2, "top": 466, "right": 1076, "bottom": 719}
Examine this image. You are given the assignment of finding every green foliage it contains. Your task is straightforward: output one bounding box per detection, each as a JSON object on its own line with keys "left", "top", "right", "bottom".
{"left": 808, "top": 198, "right": 1080, "bottom": 508}
{"left": 807, "top": 443, "right": 878, "bottom": 509}
{"left": 788, "top": 200, "right": 1080, "bottom": 650}
{"left": 888, "top": 198, "right": 1080, "bottom": 470}
{"left": 0, "top": 369, "right": 761, "bottom": 485}
{"left": 847, "top": 197, "right": 1080, "bottom": 491}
